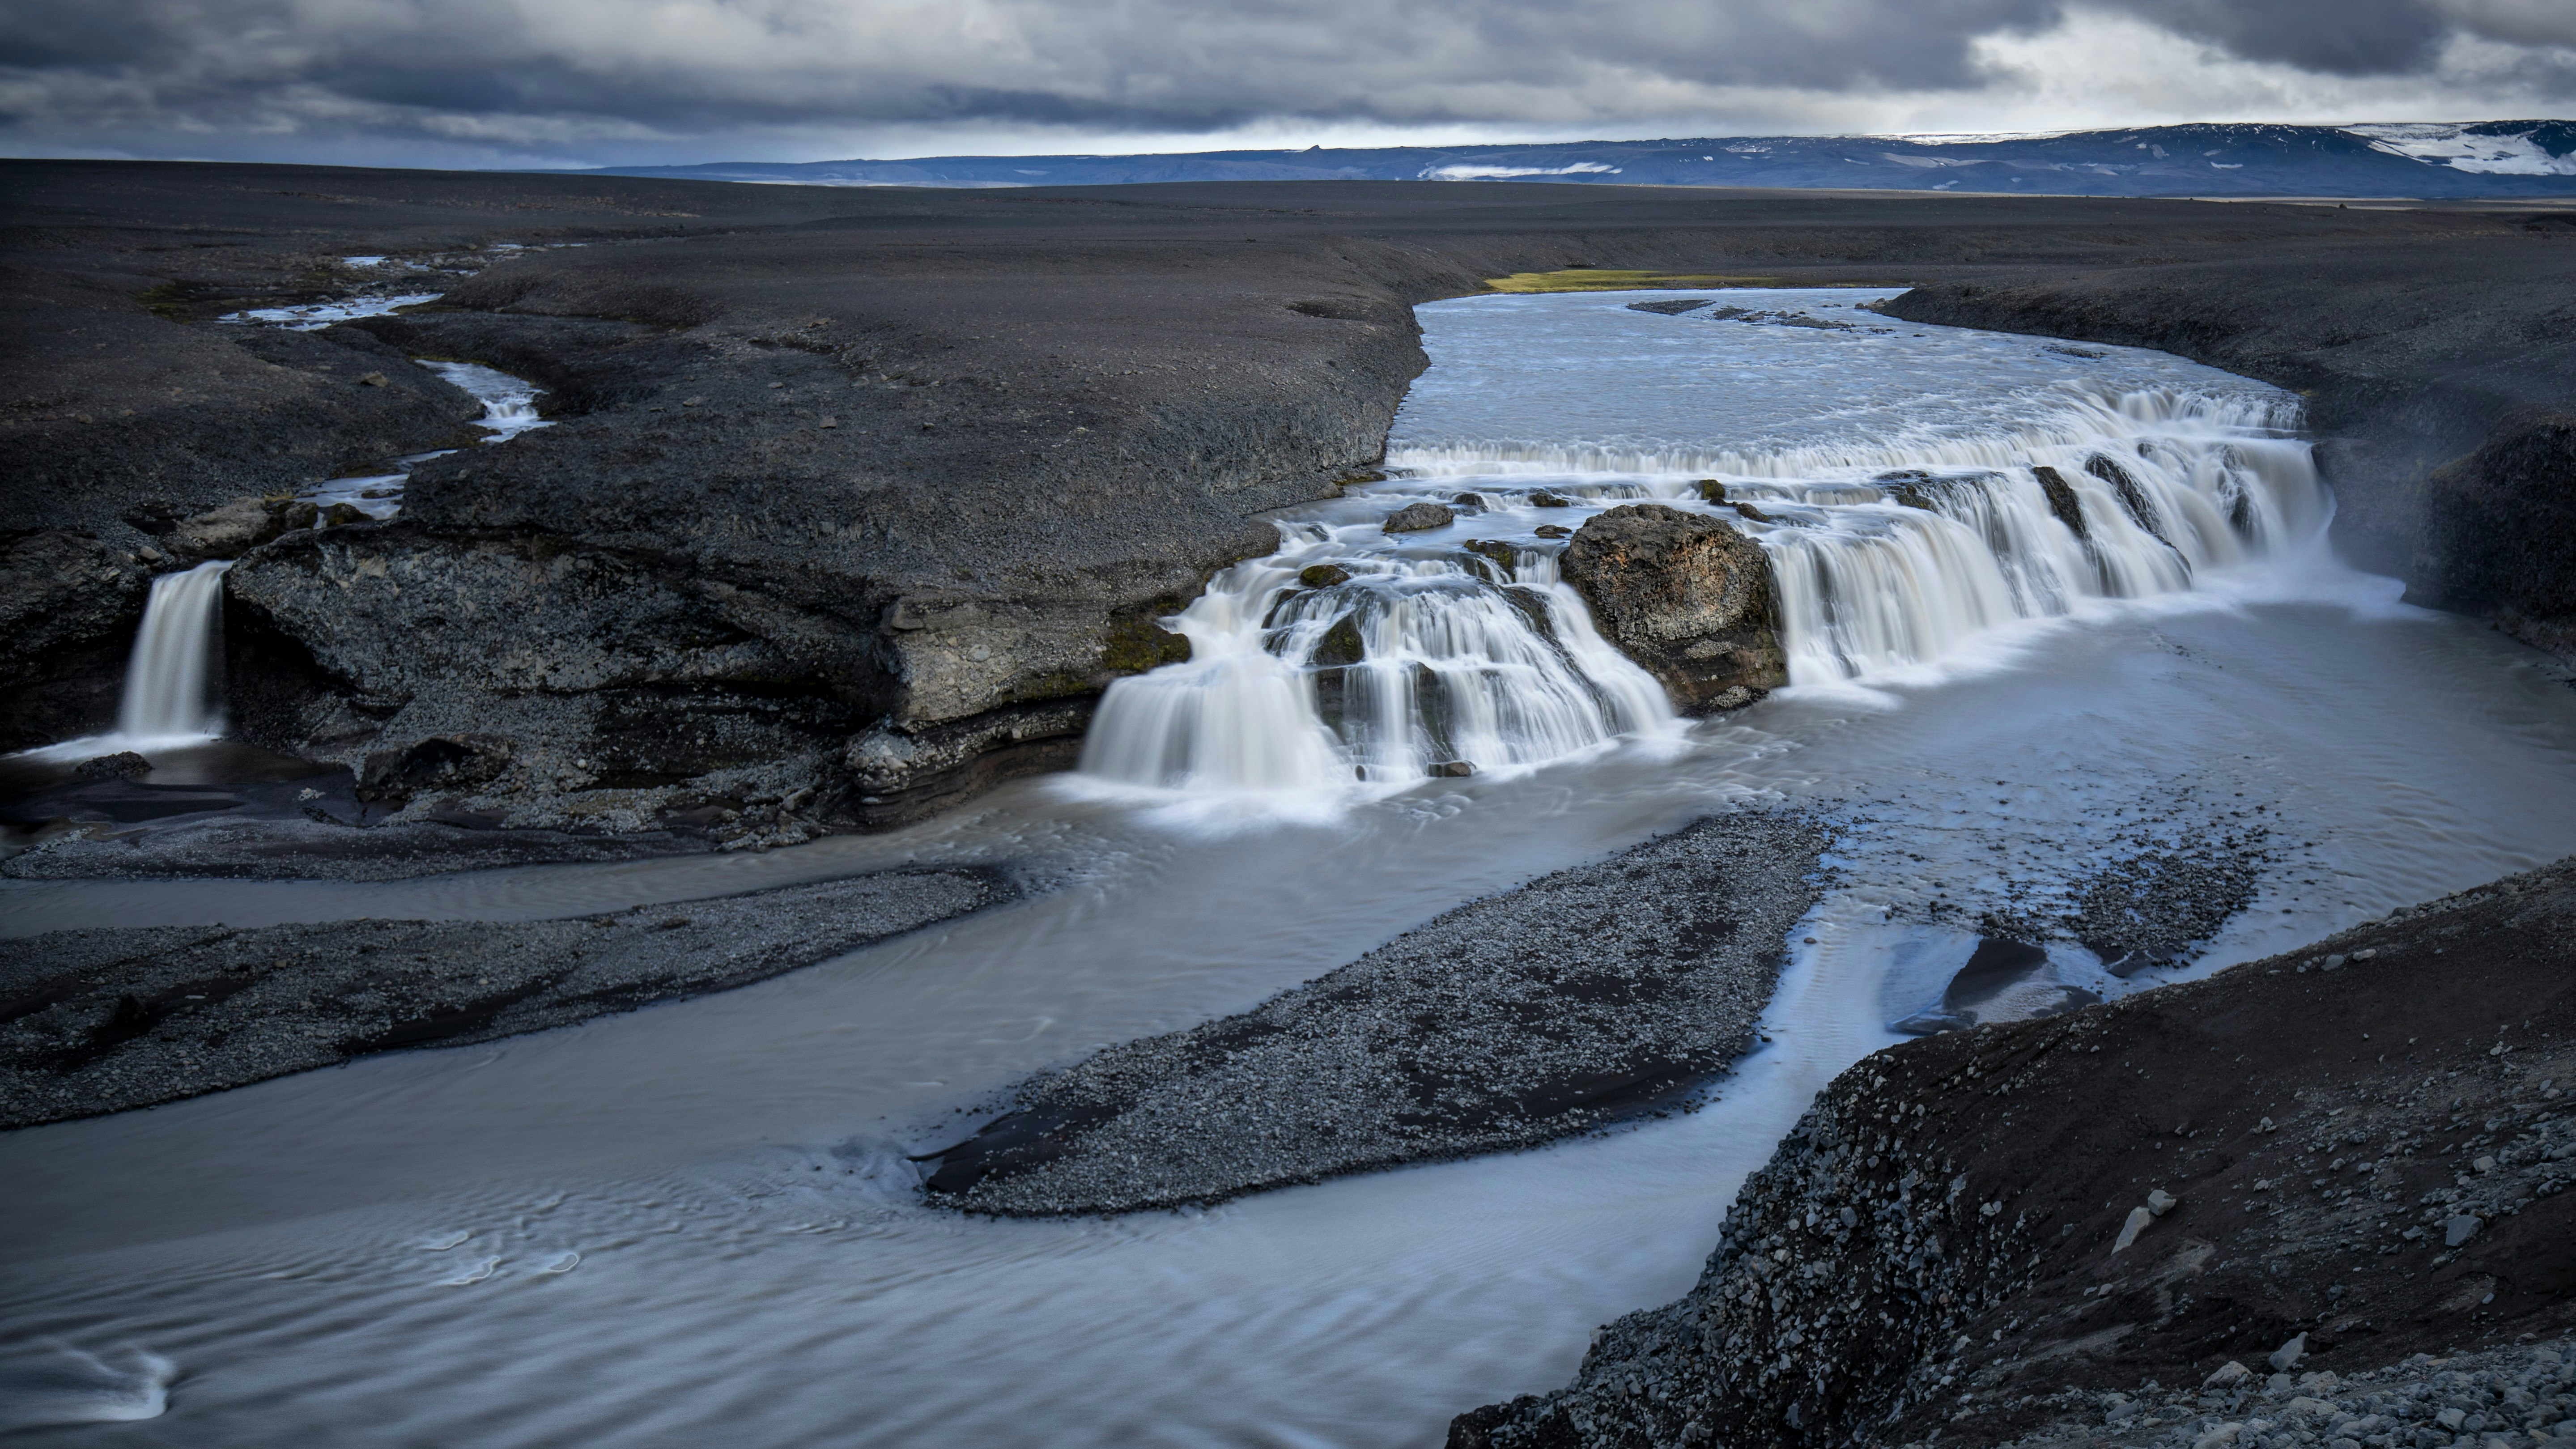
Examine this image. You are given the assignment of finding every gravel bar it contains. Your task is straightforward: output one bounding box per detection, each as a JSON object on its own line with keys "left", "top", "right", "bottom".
{"left": 0, "top": 868, "right": 1008, "bottom": 1128}
{"left": 925, "top": 811, "right": 1830, "bottom": 1216}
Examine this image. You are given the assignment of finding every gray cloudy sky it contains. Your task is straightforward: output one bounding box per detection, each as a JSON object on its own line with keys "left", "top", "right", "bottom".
{"left": 3, "top": 0, "right": 2572, "bottom": 167}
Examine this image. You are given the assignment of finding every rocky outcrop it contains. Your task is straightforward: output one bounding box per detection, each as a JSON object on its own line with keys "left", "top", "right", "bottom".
{"left": 1453, "top": 855, "right": 2576, "bottom": 1449}
{"left": 0, "top": 530, "right": 149, "bottom": 750}
{"left": 925, "top": 812, "right": 1827, "bottom": 1216}
{"left": 1561, "top": 504, "right": 1787, "bottom": 713}
{"left": 2414, "top": 408, "right": 2576, "bottom": 660}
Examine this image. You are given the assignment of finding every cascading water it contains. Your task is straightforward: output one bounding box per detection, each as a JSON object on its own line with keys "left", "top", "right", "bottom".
{"left": 116, "top": 561, "right": 233, "bottom": 741}
{"left": 1079, "top": 541, "right": 1676, "bottom": 792}
{"left": 1079, "top": 291, "right": 2326, "bottom": 796}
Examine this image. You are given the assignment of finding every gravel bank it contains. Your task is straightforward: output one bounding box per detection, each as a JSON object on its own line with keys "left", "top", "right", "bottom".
{"left": 923, "top": 811, "right": 1829, "bottom": 1216}
{"left": 0, "top": 868, "right": 1009, "bottom": 1128}
{"left": 1981, "top": 1336, "right": 2576, "bottom": 1449}
{"left": 1453, "top": 854, "right": 2576, "bottom": 1449}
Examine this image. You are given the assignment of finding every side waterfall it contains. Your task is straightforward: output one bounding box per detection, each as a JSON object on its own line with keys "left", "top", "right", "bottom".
{"left": 116, "top": 561, "right": 234, "bottom": 742}
{"left": 1080, "top": 388, "right": 2325, "bottom": 795}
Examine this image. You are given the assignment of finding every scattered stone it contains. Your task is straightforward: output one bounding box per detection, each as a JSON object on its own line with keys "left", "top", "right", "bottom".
{"left": 2446, "top": 1213, "right": 2483, "bottom": 1246}
{"left": 357, "top": 371, "right": 389, "bottom": 387}
{"left": 1529, "top": 491, "right": 1574, "bottom": 508}
{"left": 2113, "top": 1204, "right": 2155, "bottom": 1253}
{"left": 2269, "top": 1332, "right": 2308, "bottom": 1372}
{"left": 1533, "top": 523, "right": 1572, "bottom": 539}
{"left": 2147, "top": 1187, "right": 2177, "bottom": 1217}
{"left": 1382, "top": 501, "right": 1455, "bottom": 533}
{"left": 1297, "top": 563, "right": 1352, "bottom": 588}
{"left": 1427, "top": 760, "right": 1476, "bottom": 778}
{"left": 2206, "top": 1361, "right": 2253, "bottom": 1388}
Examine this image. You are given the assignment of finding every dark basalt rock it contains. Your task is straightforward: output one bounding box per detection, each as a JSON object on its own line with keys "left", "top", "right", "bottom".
{"left": 1383, "top": 501, "right": 1456, "bottom": 533}
{"left": 2031, "top": 463, "right": 2090, "bottom": 538}
{"left": 2086, "top": 451, "right": 2168, "bottom": 542}
{"left": 2415, "top": 406, "right": 2576, "bottom": 659}
{"left": 1297, "top": 563, "right": 1352, "bottom": 588}
{"left": 1627, "top": 297, "right": 1717, "bottom": 315}
{"left": 0, "top": 530, "right": 150, "bottom": 750}
{"left": 72, "top": 751, "right": 152, "bottom": 782}
{"left": 1560, "top": 503, "right": 1787, "bottom": 714}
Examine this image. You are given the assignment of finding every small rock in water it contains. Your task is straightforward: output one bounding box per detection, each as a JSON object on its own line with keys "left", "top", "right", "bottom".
{"left": 1382, "top": 501, "right": 1455, "bottom": 533}
{"left": 74, "top": 751, "right": 152, "bottom": 782}
{"left": 1298, "top": 563, "right": 1352, "bottom": 588}
{"left": 1530, "top": 491, "right": 1575, "bottom": 508}
{"left": 1427, "top": 760, "right": 1476, "bottom": 778}
{"left": 1534, "top": 524, "right": 1572, "bottom": 539}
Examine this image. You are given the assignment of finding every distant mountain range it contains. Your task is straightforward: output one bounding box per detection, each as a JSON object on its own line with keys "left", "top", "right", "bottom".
{"left": 583, "top": 121, "right": 2576, "bottom": 197}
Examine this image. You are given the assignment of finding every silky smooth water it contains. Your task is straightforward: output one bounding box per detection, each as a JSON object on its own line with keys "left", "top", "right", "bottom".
{"left": 6, "top": 293, "right": 2576, "bottom": 1446}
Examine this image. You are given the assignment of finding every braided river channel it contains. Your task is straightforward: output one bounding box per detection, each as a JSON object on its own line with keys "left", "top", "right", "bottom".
{"left": 8, "top": 289, "right": 2576, "bottom": 1445}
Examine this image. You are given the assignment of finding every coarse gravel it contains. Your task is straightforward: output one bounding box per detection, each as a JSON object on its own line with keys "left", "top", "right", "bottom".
{"left": 925, "top": 810, "right": 1830, "bottom": 1216}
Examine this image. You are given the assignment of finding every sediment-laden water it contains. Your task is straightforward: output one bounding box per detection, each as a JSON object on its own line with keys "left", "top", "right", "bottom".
{"left": 5, "top": 292, "right": 2576, "bottom": 1446}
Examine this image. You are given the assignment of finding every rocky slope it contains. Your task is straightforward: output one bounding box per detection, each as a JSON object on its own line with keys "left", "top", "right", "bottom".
{"left": 1454, "top": 854, "right": 2576, "bottom": 1448}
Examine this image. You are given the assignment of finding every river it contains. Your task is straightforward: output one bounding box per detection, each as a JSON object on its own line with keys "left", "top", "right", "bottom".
{"left": 6, "top": 290, "right": 2576, "bottom": 1445}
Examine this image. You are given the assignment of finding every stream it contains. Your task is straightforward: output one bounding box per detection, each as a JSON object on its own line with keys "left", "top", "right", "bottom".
{"left": 5, "top": 290, "right": 2576, "bottom": 1445}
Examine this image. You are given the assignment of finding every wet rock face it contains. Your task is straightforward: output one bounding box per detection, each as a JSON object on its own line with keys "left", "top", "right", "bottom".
{"left": 0, "top": 530, "right": 149, "bottom": 750}
{"left": 1560, "top": 503, "right": 1787, "bottom": 713}
{"left": 1384, "top": 501, "right": 1457, "bottom": 532}
{"left": 2416, "top": 407, "right": 2576, "bottom": 660}
{"left": 1454, "top": 854, "right": 2576, "bottom": 1449}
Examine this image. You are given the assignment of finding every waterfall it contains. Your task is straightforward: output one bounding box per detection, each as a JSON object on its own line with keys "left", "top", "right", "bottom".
{"left": 116, "top": 561, "right": 233, "bottom": 741}
{"left": 1079, "top": 540, "right": 1677, "bottom": 793}
{"left": 1077, "top": 385, "right": 2325, "bottom": 798}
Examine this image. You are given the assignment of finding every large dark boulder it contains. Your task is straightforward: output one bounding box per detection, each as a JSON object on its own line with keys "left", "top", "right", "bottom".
{"left": 1560, "top": 504, "right": 1786, "bottom": 713}
{"left": 2415, "top": 407, "right": 2576, "bottom": 659}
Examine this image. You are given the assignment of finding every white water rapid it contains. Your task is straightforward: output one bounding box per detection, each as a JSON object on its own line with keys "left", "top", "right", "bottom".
{"left": 6, "top": 290, "right": 2576, "bottom": 1449}
{"left": 1081, "top": 291, "right": 2325, "bottom": 801}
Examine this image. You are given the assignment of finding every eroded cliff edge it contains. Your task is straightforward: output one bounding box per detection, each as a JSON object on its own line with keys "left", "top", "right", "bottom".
{"left": 10, "top": 166, "right": 2572, "bottom": 848}
{"left": 1453, "top": 856, "right": 2576, "bottom": 1449}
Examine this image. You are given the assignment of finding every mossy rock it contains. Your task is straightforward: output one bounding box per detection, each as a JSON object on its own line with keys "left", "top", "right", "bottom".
{"left": 1461, "top": 539, "right": 1516, "bottom": 566}
{"left": 320, "top": 502, "right": 369, "bottom": 527}
{"left": 1100, "top": 613, "right": 1192, "bottom": 675}
{"left": 1728, "top": 501, "right": 1775, "bottom": 524}
{"left": 1533, "top": 524, "right": 1572, "bottom": 540}
{"left": 1695, "top": 480, "right": 1728, "bottom": 504}
{"left": 1312, "top": 615, "right": 1365, "bottom": 668}
{"left": 1299, "top": 563, "right": 1352, "bottom": 588}
{"left": 1530, "top": 492, "right": 1574, "bottom": 508}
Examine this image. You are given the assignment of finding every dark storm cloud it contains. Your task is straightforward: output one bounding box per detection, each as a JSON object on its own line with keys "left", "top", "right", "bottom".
{"left": 2101, "top": 0, "right": 2452, "bottom": 75}
{"left": 0, "top": 0, "right": 2569, "bottom": 160}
